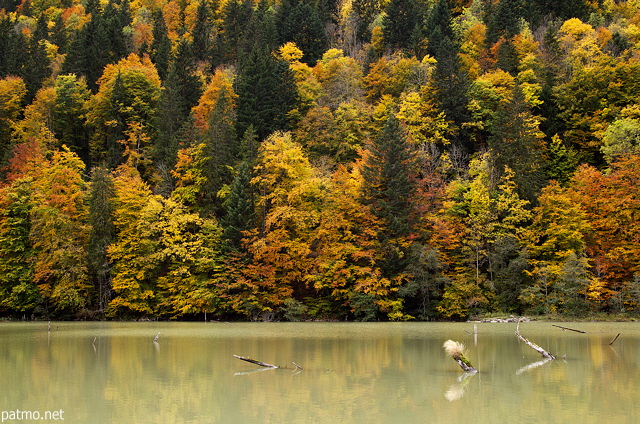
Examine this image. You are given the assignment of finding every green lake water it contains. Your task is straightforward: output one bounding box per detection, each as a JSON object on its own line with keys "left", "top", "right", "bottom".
{"left": 1, "top": 321, "right": 639, "bottom": 423}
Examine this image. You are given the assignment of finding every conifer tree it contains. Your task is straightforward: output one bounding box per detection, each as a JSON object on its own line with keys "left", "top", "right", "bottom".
{"left": 236, "top": 47, "right": 298, "bottom": 140}
{"left": 222, "top": 160, "right": 256, "bottom": 249}
{"left": 150, "top": 11, "right": 171, "bottom": 80}
{"left": 87, "top": 167, "right": 116, "bottom": 314}
{"left": 360, "top": 113, "right": 417, "bottom": 276}
{"left": 276, "top": 0, "right": 328, "bottom": 65}
{"left": 382, "top": 0, "right": 421, "bottom": 51}
{"left": 488, "top": 84, "right": 546, "bottom": 203}
{"left": 0, "top": 179, "right": 38, "bottom": 314}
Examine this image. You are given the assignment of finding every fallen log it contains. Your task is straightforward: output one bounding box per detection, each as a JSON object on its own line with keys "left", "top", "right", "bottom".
{"left": 552, "top": 324, "right": 588, "bottom": 333}
{"left": 233, "top": 354, "right": 279, "bottom": 368}
{"left": 515, "top": 319, "right": 556, "bottom": 360}
{"left": 443, "top": 340, "right": 477, "bottom": 373}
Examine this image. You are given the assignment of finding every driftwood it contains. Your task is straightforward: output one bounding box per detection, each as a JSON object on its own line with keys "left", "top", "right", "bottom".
{"left": 233, "top": 355, "right": 279, "bottom": 369}
{"left": 153, "top": 332, "right": 160, "bottom": 343}
{"left": 552, "top": 324, "right": 588, "bottom": 333}
{"left": 515, "top": 319, "right": 556, "bottom": 360}
{"left": 609, "top": 333, "right": 621, "bottom": 345}
{"left": 443, "top": 340, "right": 478, "bottom": 373}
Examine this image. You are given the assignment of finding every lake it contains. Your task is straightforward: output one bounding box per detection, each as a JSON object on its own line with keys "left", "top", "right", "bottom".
{"left": 1, "top": 321, "right": 639, "bottom": 423}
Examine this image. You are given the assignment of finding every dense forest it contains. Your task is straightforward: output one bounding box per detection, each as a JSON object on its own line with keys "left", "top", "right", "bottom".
{"left": 0, "top": 0, "right": 639, "bottom": 321}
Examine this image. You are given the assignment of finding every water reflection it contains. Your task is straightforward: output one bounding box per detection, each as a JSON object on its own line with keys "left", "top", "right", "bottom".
{"left": 1, "top": 322, "right": 639, "bottom": 423}
{"left": 444, "top": 372, "right": 477, "bottom": 401}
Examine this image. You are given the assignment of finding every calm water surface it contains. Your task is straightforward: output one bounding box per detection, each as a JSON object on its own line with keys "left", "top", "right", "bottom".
{"left": 1, "top": 321, "right": 639, "bottom": 423}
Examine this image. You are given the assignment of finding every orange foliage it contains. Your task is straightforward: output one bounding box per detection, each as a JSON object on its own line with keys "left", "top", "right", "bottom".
{"left": 192, "top": 68, "right": 236, "bottom": 131}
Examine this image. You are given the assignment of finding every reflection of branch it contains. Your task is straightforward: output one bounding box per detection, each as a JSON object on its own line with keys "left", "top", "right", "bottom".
{"left": 515, "top": 320, "right": 556, "bottom": 360}
{"left": 234, "top": 367, "right": 278, "bottom": 376}
{"left": 444, "top": 372, "right": 476, "bottom": 401}
{"left": 515, "top": 358, "right": 553, "bottom": 375}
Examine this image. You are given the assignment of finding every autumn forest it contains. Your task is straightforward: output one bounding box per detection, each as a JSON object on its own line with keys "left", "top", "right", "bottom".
{"left": 0, "top": 0, "right": 639, "bottom": 321}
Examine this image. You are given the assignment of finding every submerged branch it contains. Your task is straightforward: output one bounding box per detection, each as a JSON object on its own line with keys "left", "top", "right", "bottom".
{"left": 515, "top": 320, "right": 556, "bottom": 360}
{"left": 552, "top": 324, "right": 588, "bottom": 333}
{"left": 233, "top": 355, "right": 279, "bottom": 368}
{"left": 609, "top": 333, "right": 621, "bottom": 345}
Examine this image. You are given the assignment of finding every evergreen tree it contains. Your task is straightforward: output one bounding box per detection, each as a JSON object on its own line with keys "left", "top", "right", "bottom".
{"left": 360, "top": 113, "right": 417, "bottom": 274}
{"left": 150, "top": 11, "right": 171, "bottom": 80}
{"left": 486, "top": 0, "right": 526, "bottom": 45}
{"left": 200, "top": 81, "right": 238, "bottom": 215}
{"left": 236, "top": 47, "right": 298, "bottom": 141}
{"left": 63, "top": 0, "right": 132, "bottom": 90}
{"left": 0, "top": 179, "right": 38, "bottom": 314}
{"left": 0, "top": 13, "right": 27, "bottom": 78}
{"left": 423, "top": 0, "right": 470, "bottom": 146}
{"left": 23, "top": 15, "right": 51, "bottom": 100}
{"left": 276, "top": 0, "right": 328, "bottom": 65}
{"left": 237, "top": 0, "right": 278, "bottom": 60}
{"left": 192, "top": 0, "right": 215, "bottom": 68}
{"left": 222, "top": 160, "right": 256, "bottom": 249}
{"left": 53, "top": 75, "right": 91, "bottom": 165}
{"left": 219, "top": 0, "right": 253, "bottom": 63}
{"left": 382, "top": 0, "right": 420, "bottom": 51}
{"left": 153, "top": 39, "right": 203, "bottom": 190}
{"left": 489, "top": 84, "right": 547, "bottom": 203}
{"left": 87, "top": 167, "right": 116, "bottom": 314}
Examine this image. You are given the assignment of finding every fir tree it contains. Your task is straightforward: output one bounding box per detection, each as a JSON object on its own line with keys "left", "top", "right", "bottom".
{"left": 236, "top": 47, "right": 298, "bottom": 141}
{"left": 87, "top": 167, "right": 116, "bottom": 313}
{"left": 361, "top": 113, "right": 418, "bottom": 275}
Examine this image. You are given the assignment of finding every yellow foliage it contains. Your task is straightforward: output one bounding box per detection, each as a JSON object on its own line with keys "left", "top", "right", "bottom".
{"left": 277, "top": 42, "right": 304, "bottom": 63}
{"left": 192, "top": 67, "right": 236, "bottom": 131}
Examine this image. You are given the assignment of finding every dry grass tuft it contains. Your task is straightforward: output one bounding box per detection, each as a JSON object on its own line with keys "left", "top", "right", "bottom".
{"left": 443, "top": 340, "right": 466, "bottom": 359}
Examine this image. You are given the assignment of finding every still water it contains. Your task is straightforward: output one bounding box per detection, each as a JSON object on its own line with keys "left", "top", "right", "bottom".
{"left": 1, "top": 321, "right": 639, "bottom": 423}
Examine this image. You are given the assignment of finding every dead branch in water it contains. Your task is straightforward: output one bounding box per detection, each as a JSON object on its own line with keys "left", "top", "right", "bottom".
{"left": 515, "top": 319, "right": 556, "bottom": 360}
{"left": 233, "top": 355, "right": 279, "bottom": 368}
{"left": 609, "top": 333, "right": 621, "bottom": 345}
{"left": 552, "top": 324, "right": 588, "bottom": 333}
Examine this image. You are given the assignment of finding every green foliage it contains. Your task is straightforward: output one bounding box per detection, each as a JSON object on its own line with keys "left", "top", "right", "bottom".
{"left": 0, "top": 178, "right": 38, "bottom": 313}
{"left": 236, "top": 47, "right": 298, "bottom": 141}
{"left": 87, "top": 167, "right": 116, "bottom": 313}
